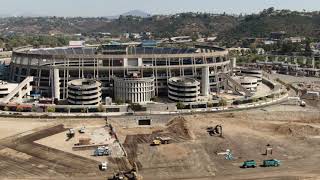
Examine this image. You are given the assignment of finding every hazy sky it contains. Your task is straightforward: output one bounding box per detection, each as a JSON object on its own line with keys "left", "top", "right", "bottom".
{"left": 0, "top": 0, "right": 319, "bottom": 17}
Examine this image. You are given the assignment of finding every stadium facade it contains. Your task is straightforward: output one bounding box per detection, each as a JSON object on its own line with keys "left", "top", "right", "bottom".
{"left": 9, "top": 45, "right": 232, "bottom": 103}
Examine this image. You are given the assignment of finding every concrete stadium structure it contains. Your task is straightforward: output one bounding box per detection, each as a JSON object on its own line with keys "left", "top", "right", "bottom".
{"left": 9, "top": 45, "right": 231, "bottom": 104}
{"left": 0, "top": 81, "right": 18, "bottom": 98}
{"left": 67, "top": 79, "right": 102, "bottom": 105}
{"left": 113, "top": 76, "right": 155, "bottom": 103}
{"left": 239, "top": 69, "right": 263, "bottom": 84}
{"left": 168, "top": 77, "right": 200, "bottom": 102}
{"left": 234, "top": 76, "right": 258, "bottom": 92}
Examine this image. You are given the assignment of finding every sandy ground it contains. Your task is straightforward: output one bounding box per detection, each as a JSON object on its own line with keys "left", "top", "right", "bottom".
{"left": 0, "top": 118, "right": 54, "bottom": 139}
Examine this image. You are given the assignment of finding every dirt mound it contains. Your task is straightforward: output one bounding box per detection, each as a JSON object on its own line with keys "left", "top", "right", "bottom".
{"left": 165, "top": 116, "right": 195, "bottom": 140}
{"left": 275, "top": 123, "right": 320, "bottom": 137}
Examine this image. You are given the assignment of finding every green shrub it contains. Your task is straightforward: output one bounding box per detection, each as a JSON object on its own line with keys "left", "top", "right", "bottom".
{"left": 47, "top": 106, "right": 55, "bottom": 113}
{"left": 31, "top": 105, "right": 37, "bottom": 112}
{"left": 150, "top": 96, "right": 159, "bottom": 102}
{"left": 260, "top": 97, "right": 267, "bottom": 101}
{"left": 252, "top": 98, "right": 259, "bottom": 102}
{"left": 233, "top": 100, "right": 240, "bottom": 105}
{"left": 176, "top": 102, "right": 185, "bottom": 109}
{"left": 16, "top": 106, "right": 23, "bottom": 112}
{"left": 115, "top": 98, "right": 124, "bottom": 105}
{"left": 129, "top": 103, "right": 144, "bottom": 111}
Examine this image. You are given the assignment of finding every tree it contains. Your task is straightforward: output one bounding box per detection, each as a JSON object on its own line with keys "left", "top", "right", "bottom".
{"left": 47, "top": 106, "right": 55, "bottom": 113}
{"left": 115, "top": 98, "right": 124, "bottom": 105}
{"left": 305, "top": 38, "right": 312, "bottom": 56}
{"left": 218, "top": 98, "right": 228, "bottom": 107}
{"left": 98, "top": 104, "right": 106, "bottom": 112}
{"left": 129, "top": 103, "right": 144, "bottom": 111}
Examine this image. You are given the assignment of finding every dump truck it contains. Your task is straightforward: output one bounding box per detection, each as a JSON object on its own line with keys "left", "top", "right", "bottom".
{"left": 241, "top": 160, "right": 257, "bottom": 168}
{"left": 151, "top": 137, "right": 172, "bottom": 146}
{"left": 94, "top": 146, "right": 111, "bottom": 156}
{"left": 263, "top": 159, "right": 280, "bottom": 167}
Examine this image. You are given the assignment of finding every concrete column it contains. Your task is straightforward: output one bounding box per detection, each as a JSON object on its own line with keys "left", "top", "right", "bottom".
{"left": 123, "top": 58, "right": 128, "bottom": 67}
{"left": 312, "top": 57, "right": 315, "bottom": 69}
{"left": 232, "top": 57, "right": 237, "bottom": 68}
{"left": 303, "top": 57, "right": 307, "bottom": 65}
{"left": 53, "top": 68, "right": 60, "bottom": 100}
{"left": 201, "top": 66, "right": 209, "bottom": 96}
{"left": 17, "top": 67, "right": 22, "bottom": 82}
{"left": 138, "top": 58, "right": 143, "bottom": 67}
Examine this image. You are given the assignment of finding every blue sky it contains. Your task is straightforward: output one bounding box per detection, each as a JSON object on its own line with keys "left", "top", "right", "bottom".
{"left": 0, "top": 0, "right": 319, "bottom": 17}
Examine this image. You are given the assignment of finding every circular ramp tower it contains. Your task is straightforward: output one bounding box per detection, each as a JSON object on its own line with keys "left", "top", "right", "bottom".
{"left": 67, "top": 79, "right": 102, "bottom": 105}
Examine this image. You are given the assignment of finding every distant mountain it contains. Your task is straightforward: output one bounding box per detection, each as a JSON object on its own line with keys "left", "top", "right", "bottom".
{"left": 0, "top": 14, "right": 11, "bottom": 17}
{"left": 120, "top": 10, "right": 151, "bottom": 18}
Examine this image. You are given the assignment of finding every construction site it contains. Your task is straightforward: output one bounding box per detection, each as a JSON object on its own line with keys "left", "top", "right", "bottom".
{"left": 0, "top": 98, "right": 320, "bottom": 180}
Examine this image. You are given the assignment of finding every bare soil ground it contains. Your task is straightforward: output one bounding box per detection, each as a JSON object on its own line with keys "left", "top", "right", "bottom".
{"left": 110, "top": 107, "right": 320, "bottom": 180}
{"left": 0, "top": 119, "right": 126, "bottom": 179}
{"left": 0, "top": 103, "right": 320, "bottom": 179}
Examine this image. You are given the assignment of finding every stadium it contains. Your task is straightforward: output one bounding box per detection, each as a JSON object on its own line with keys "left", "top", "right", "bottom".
{"left": 9, "top": 44, "right": 233, "bottom": 104}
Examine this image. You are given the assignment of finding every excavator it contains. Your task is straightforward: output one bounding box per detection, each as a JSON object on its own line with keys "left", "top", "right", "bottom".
{"left": 111, "top": 163, "right": 143, "bottom": 180}
{"left": 207, "top": 125, "right": 223, "bottom": 137}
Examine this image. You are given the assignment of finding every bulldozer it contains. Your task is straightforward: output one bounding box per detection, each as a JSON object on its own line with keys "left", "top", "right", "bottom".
{"left": 207, "top": 125, "right": 222, "bottom": 137}
{"left": 151, "top": 137, "right": 172, "bottom": 146}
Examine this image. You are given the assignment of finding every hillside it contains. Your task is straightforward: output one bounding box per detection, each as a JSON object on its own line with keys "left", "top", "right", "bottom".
{"left": 0, "top": 8, "right": 320, "bottom": 46}
{"left": 219, "top": 8, "right": 320, "bottom": 44}
{"left": 0, "top": 13, "right": 238, "bottom": 37}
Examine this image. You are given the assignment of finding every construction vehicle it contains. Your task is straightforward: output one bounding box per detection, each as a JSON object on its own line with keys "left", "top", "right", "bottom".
{"left": 94, "top": 146, "right": 111, "bottom": 156}
{"left": 217, "top": 149, "right": 233, "bottom": 160}
{"left": 100, "top": 161, "right": 108, "bottom": 171}
{"left": 66, "top": 128, "right": 75, "bottom": 138}
{"left": 207, "top": 125, "right": 223, "bottom": 137}
{"left": 262, "top": 159, "right": 280, "bottom": 167}
{"left": 241, "top": 160, "right": 257, "bottom": 168}
{"left": 79, "top": 126, "right": 86, "bottom": 133}
{"left": 300, "top": 100, "right": 306, "bottom": 107}
{"left": 151, "top": 137, "right": 172, "bottom": 146}
{"left": 112, "top": 163, "right": 143, "bottom": 180}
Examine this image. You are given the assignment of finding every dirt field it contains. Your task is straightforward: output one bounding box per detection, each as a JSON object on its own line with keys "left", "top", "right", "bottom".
{"left": 0, "top": 102, "right": 319, "bottom": 179}
{"left": 110, "top": 105, "right": 320, "bottom": 180}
